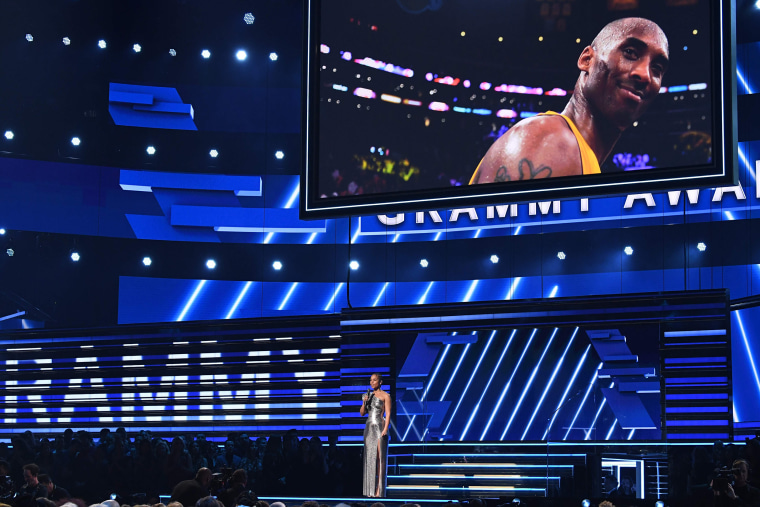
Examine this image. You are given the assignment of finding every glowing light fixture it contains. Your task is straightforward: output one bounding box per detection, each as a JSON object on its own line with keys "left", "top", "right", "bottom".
{"left": 581, "top": 501, "right": 591, "bottom": 507}
{"left": 169, "top": 49, "right": 177, "bottom": 56}
{"left": 0, "top": 229, "right": 5, "bottom": 235}
{"left": 25, "top": 34, "right": 33, "bottom": 42}
{"left": 349, "top": 260, "right": 359, "bottom": 270}
{"left": 6, "top": 249, "right": 14, "bottom": 257}
{"left": 275, "top": 150, "right": 284, "bottom": 160}
{"left": 201, "top": 49, "right": 211, "bottom": 59}
{"left": 133, "top": 44, "right": 141, "bottom": 53}
{"left": 62, "top": 37, "right": 71, "bottom": 46}
{"left": 146, "top": 146, "right": 156, "bottom": 155}
{"left": 420, "top": 259, "right": 429, "bottom": 268}
{"left": 272, "top": 261, "right": 283, "bottom": 270}
{"left": 557, "top": 251, "right": 566, "bottom": 260}
{"left": 71, "top": 252, "right": 80, "bottom": 262}
{"left": 4, "top": 131, "right": 13, "bottom": 140}
{"left": 206, "top": 259, "right": 216, "bottom": 269}
{"left": 142, "top": 257, "right": 152, "bottom": 266}
{"left": 98, "top": 40, "right": 107, "bottom": 49}
{"left": 236, "top": 50, "right": 247, "bottom": 61}
{"left": 244, "top": 12, "right": 255, "bottom": 24}
{"left": 209, "top": 149, "right": 219, "bottom": 158}
{"left": 697, "top": 242, "right": 707, "bottom": 251}
{"left": 624, "top": 246, "right": 634, "bottom": 256}
{"left": 490, "top": 254, "right": 499, "bottom": 264}
{"left": 269, "top": 52, "right": 278, "bottom": 61}
{"left": 71, "top": 137, "right": 81, "bottom": 146}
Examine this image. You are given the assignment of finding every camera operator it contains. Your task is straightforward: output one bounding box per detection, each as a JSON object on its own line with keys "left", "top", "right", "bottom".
{"left": 713, "top": 459, "right": 760, "bottom": 506}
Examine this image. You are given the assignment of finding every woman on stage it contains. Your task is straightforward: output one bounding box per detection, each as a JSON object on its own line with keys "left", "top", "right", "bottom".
{"left": 360, "top": 373, "right": 391, "bottom": 497}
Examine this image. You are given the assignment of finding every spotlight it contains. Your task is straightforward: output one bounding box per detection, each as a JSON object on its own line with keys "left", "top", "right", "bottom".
{"left": 142, "top": 257, "right": 152, "bottom": 267}
{"left": 201, "top": 49, "right": 211, "bottom": 59}
{"left": 70, "top": 251, "right": 80, "bottom": 262}
{"left": 4, "top": 131, "right": 13, "bottom": 140}
{"left": 272, "top": 261, "right": 282, "bottom": 270}
{"left": 511, "top": 500, "right": 520, "bottom": 505}
{"left": 62, "top": 37, "right": 71, "bottom": 46}
{"left": 275, "top": 150, "right": 285, "bottom": 160}
{"left": 420, "top": 259, "right": 429, "bottom": 268}
{"left": 490, "top": 254, "right": 499, "bottom": 264}
{"left": 133, "top": 43, "right": 142, "bottom": 53}
{"left": 624, "top": 246, "right": 633, "bottom": 256}
{"left": 236, "top": 50, "right": 247, "bottom": 61}
{"left": 0, "top": 229, "right": 5, "bottom": 235}
{"left": 209, "top": 149, "right": 219, "bottom": 158}
{"left": 98, "top": 39, "right": 107, "bottom": 49}
{"left": 6, "top": 248, "right": 13, "bottom": 257}
{"left": 25, "top": 34, "right": 33, "bottom": 42}
{"left": 581, "top": 500, "right": 591, "bottom": 507}
{"left": 269, "top": 52, "right": 278, "bottom": 61}
{"left": 349, "top": 260, "right": 359, "bottom": 270}
{"left": 169, "top": 48, "right": 177, "bottom": 56}
{"left": 655, "top": 502, "right": 665, "bottom": 507}
{"left": 71, "top": 137, "right": 81, "bottom": 146}
{"left": 697, "top": 242, "right": 707, "bottom": 252}
{"left": 146, "top": 146, "right": 156, "bottom": 155}
{"left": 244, "top": 12, "right": 255, "bottom": 24}
{"left": 206, "top": 259, "right": 216, "bottom": 269}
{"left": 557, "top": 251, "right": 566, "bottom": 260}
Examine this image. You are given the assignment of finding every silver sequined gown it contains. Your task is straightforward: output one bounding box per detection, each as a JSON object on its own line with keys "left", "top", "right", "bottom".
{"left": 363, "top": 394, "right": 388, "bottom": 497}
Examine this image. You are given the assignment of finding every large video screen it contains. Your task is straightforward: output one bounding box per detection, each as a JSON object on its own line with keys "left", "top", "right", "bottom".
{"left": 302, "top": 0, "right": 736, "bottom": 218}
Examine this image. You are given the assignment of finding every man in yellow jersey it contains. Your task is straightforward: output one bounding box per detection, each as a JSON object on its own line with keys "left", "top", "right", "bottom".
{"left": 469, "top": 17, "right": 669, "bottom": 184}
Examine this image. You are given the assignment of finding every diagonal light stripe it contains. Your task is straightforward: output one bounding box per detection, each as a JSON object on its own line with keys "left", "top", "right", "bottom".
{"left": 323, "top": 283, "right": 344, "bottom": 311}
{"left": 224, "top": 281, "right": 253, "bottom": 319}
{"left": 463, "top": 280, "right": 479, "bottom": 302}
{"left": 284, "top": 184, "right": 300, "bottom": 209}
{"left": 521, "top": 327, "right": 578, "bottom": 440}
{"left": 439, "top": 342, "right": 472, "bottom": 402}
{"left": 278, "top": 283, "right": 299, "bottom": 310}
{"left": 737, "top": 67, "right": 754, "bottom": 94}
{"left": 372, "top": 282, "right": 389, "bottom": 307}
{"left": 422, "top": 344, "right": 451, "bottom": 403}
{"left": 563, "top": 363, "right": 602, "bottom": 440}
{"left": 176, "top": 280, "right": 207, "bottom": 322}
{"left": 734, "top": 310, "right": 760, "bottom": 401}
{"left": 502, "top": 328, "right": 558, "bottom": 440}
{"left": 418, "top": 282, "right": 436, "bottom": 305}
{"left": 481, "top": 329, "right": 537, "bottom": 441}
{"left": 605, "top": 419, "right": 618, "bottom": 440}
{"left": 584, "top": 381, "right": 614, "bottom": 440}
{"left": 543, "top": 343, "right": 591, "bottom": 440}
{"left": 505, "top": 277, "right": 522, "bottom": 300}
{"left": 443, "top": 331, "right": 496, "bottom": 437}
{"left": 461, "top": 329, "right": 516, "bottom": 441}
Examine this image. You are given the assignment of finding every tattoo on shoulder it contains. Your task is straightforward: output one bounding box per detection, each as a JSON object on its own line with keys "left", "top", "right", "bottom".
{"left": 494, "top": 159, "right": 552, "bottom": 182}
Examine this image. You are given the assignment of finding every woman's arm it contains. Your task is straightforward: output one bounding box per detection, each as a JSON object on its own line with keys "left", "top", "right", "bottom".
{"left": 359, "top": 393, "right": 367, "bottom": 416}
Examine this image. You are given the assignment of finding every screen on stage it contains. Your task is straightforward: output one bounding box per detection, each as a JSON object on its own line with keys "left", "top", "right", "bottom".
{"left": 302, "top": 0, "right": 736, "bottom": 218}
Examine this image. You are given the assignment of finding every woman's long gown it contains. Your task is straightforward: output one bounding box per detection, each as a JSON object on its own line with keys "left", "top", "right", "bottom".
{"left": 363, "top": 395, "right": 388, "bottom": 497}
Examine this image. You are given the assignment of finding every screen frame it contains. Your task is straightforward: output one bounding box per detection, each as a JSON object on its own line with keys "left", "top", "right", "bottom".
{"left": 302, "top": 0, "right": 737, "bottom": 219}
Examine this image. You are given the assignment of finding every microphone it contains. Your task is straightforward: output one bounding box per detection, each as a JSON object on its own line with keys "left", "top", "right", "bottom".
{"left": 365, "top": 388, "right": 372, "bottom": 406}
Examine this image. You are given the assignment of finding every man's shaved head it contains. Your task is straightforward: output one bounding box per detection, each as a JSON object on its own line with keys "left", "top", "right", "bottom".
{"left": 591, "top": 17, "right": 669, "bottom": 59}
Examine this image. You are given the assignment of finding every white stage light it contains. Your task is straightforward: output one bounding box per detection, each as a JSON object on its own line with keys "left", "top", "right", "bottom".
{"left": 557, "top": 251, "right": 566, "bottom": 260}
{"left": 269, "top": 52, "right": 278, "bottom": 61}
{"left": 490, "top": 254, "right": 499, "bottom": 264}
{"left": 62, "top": 37, "right": 71, "bottom": 46}
{"left": 624, "top": 246, "right": 634, "bottom": 255}
{"left": 71, "top": 137, "right": 81, "bottom": 146}
{"left": 209, "top": 149, "right": 219, "bottom": 158}
{"left": 206, "top": 259, "right": 216, "bottom": 269}
{"left": 25, "top": 34, "right": 33, "bottom": 42}
{"left": 236, "top": 50, "right": 247, "bottom": 61}
{"left": 6, "top": 248, "right": 14, "bottom": 257}
{"left": 169, "top": 49, "right": 177, "bottom": 56}
{"left": 0, "top": 229, "right": 5, "bottom": 235}
{"left": 142, "top": 257, "right": 152, "bottom": 266}
{"left": 697, "top": 242, "right": 707, "bottom": 251}
{"left": 244, "top": 13, "right": 255, "bottom": 24}
{"left": 275, "top": 150, "right": 284, "bottom": 160}
{"left": 133, "top": 44, "right": 142, "bottom": 53}
{"left": 98, "top": 40, "right": 107, "bottom": 49}
{"left": 201, "top": 49, "right": 211, "bottom": 59}
{"left": 4, "top": 131, "right": 13, "bottom": 140}
{"left": 146, "top": 146, "right": 156, "bottom": 155}
{"left": 272, "top": 261, "right": 283, "bottom": 270}
{"left": 349, "top": 260, "right": 359, "bottom": 270}
{"left": 420, "top": 259, "right": 429, "bottom": 267}
{"left": 71, "top": 252, "right": 80, "bottom": 262}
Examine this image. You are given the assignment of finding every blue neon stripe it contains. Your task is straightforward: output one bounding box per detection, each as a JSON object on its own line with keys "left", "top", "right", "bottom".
{"left": 372, "top": 282, "right": 389, "bottom": 307}
{"left": 665, "top": 377, "right": 728, "bottom": 383}
{"left": 733, "top": 310, "right": 760, "bottom": 403}
{"left": 667, "top": 433, "right": 728, "bottom": 440}
{"left": 278, "top": 283, "right": 299, "bottom": 310}
{"left": 522, "top": 327, "right": 578, "bottom": 440}
{"left": 460, "top": 329, "right": 516, "bottom": 441}
{"left": 225, "top": 281, "right": 253, "bottom": 319}
{"left": 584, "top": 383, "right": 612, "bottom": 440}
{"left": 481, "top": 328, "right": 536, "bottom": 441}
{"left": 605, "top": 419, "right": 618, "bottom": 440}
{"left": 324, "top": 283, "right": 344, "bottom": 311}
{"left": 439, "top": 342, "right": 471, "bottom": 402}
{"left": 176, "top": 280, "right": 207, "bottom": 322}
{"left": 664, "top": 357, "right": 726, "bottom": 364}
{"left": 667, "top": 420, "right": 729, "bottom": 426}
{"left": 544, "top": 343, "right": 590, "bottom": 440}
{"left": 421, "top": 344, "right": 451, "bottom": 403}
{"left": 666, "top": 393, "right": 728, "bottom": 400}
{"left": 666, "top": 407, "right": 728, "bottom": 413}
{"left": 564, "top": 364, "right": 602, "bottom": 440}
{"left": 442, "top": 331, "right": 496, "bottom": 438}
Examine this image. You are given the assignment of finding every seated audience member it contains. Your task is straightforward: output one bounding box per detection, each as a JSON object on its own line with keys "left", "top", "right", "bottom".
{"left": 17, "top": 464, "right": 48, "bottom": 501}
{"left": 219, "top": 470, "right": 251, "bottom": 507}
{"left": 37, "top": 474, "right": 70, "bottom": 502}
{"left": 195, "top": 497, "right": 222, "bottom": 507}
{"left": 169, "top": 468, "right": 212, "bottom": 507}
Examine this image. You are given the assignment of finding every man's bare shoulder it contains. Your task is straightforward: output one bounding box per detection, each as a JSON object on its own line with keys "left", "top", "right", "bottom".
{"left": 471, "top": 115, "right": 582, "bottom": 184}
